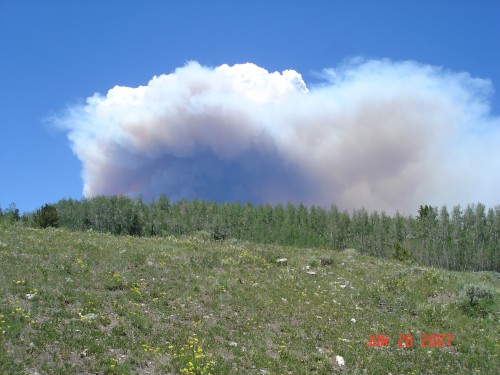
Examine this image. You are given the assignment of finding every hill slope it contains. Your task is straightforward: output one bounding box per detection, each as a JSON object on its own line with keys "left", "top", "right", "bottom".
{"left": 0, "top": 226, "right": 498, "bottom": 374}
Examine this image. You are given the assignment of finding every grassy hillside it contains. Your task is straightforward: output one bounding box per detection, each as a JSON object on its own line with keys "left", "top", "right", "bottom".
{"left": 0, "top": 226, "right": 498, "bottom": 374}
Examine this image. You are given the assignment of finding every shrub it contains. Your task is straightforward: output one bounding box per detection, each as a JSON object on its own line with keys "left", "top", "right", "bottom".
{"left": 419, "top": 304, "right": 446, "bottom": 326}
{"left": 392, "top": 243, "right": 412, "bottom": 262}
{"left": 320, "top": 255, "right": 334, "bottom": 266}
{"left": 308, "top": 256, "right": 319, "bottom": 267}
{"left": 194, "top": 230, "right": 212, "bottom": 242}
{"left": 461, "top": 284, "right": 494, "bottom": 306}
{"left": 458, "top": 283, "right": 495, "bottom": 317}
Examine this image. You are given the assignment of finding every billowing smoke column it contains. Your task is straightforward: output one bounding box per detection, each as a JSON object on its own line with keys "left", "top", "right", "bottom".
{"left": 57, "top": 59, "right": 500, "bottom": 213}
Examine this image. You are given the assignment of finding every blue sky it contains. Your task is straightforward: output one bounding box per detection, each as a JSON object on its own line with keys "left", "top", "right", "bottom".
{"left": 1, "top": 0, "right": 499, "bottom": 214}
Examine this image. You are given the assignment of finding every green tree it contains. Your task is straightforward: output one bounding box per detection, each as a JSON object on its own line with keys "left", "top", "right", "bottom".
{"left": 438, "top": 205, "right": 451, "bottom": 269}
{"left": 152, "top": 193, "right": 171, "bottom": 235}
{"left": 327, "top": 205, "right": 351, "bottom": 250}
{"left": 392, "top": 211, "right": 407, "bottom": 244}
{"left": 34, "top": 204, "right": 59, "bottom": 228}
{"left": 128, "top": 212, "right": 142, "bottom": 236}
{"left": 485, "top": 207, "right": 500, "bottom": 270}
{"left": 351, "top": 208, "right": 369, "bottom": 252}
{"left": 450, "top": 205, "right": 464, "bottom": 270}
{"left": 416, "top": 205, "right": 438, "bottom": 266}
{"left": 2, "top": 202, "right": 20, "bottom": 224}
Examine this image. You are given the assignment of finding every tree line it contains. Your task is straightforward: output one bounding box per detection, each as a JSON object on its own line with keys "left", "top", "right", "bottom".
{"left": 2, "top": 196, "right": 498, "bottom": 271}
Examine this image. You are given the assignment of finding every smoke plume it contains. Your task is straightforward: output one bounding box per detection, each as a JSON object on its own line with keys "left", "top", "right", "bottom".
{"left": 57, "top": 59, "right": 500, "bottom": 213}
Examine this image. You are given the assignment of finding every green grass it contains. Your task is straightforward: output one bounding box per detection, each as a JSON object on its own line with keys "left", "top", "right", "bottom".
{"left": 0, "top": 226, "right": 498, "bottom": 374}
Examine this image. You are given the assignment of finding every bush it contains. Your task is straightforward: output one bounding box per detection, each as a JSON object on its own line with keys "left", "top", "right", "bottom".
{"left": 320, "top": 255, "right": 334, "bottom": 266}
{"left": 308, "top": 256, "right": 319, "bottom": 267}
{"left": 461, "top": 284, "right": 494, "bottom": 306}
{"left": 33, "top": 204, "right": 59, "bottom": 228}
{"left": 459, "top": 283, "right": 495, "bottom": 317}
{"left": 392, "top": 243, "right": 412, "bottom": 262}
{"left": 193, "top": 230, "right": 212, "bottom": 242}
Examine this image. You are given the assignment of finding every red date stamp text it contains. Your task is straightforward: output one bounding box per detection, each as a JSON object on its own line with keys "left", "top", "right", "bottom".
{"left": 365, "top": 334, "right": 453, "bottom": 347}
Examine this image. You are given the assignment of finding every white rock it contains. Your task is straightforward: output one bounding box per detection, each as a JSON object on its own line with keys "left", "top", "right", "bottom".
{"left": 336, "top": 355, "right": 345, "bottom": 366}
{"left": 276, "top": 258, "right": 288, "bottom": 264}
{"left": 351, "top": 318, "right": 356, "bottom": 323}
{"left": 80, "top": 313, "right": 98, "bottom": 320}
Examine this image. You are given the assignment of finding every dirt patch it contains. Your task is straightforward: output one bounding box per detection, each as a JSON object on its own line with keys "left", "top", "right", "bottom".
{"left": 428, "top": 292, "right": 456, "bottom": 305}
{"left": 342, "top": 248, "right": 358, "bottom": 256}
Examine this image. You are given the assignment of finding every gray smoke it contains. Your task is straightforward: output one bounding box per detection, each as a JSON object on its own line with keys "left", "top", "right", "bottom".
{"left": 56, "top": 59, "right": 500, "bottom": 213}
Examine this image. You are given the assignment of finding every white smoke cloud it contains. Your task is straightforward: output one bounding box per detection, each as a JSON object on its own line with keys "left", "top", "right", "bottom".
{"left": 56, "top": 59, "right": 500, "bottom": 213}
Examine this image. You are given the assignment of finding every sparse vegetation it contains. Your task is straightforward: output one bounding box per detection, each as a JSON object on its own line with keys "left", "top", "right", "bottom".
{"left": 0, "top": 225, "right": 498, "bottom": 373}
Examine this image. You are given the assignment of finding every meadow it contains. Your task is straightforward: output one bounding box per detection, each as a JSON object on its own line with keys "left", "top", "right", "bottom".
{"left": 0, "top": 225, "right": 498, "bottom": 374}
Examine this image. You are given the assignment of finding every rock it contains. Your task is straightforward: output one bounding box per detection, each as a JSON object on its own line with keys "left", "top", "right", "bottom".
{"left": 336, "top": 355, "right": 345, "bottom": 366}
{"left": 80, "top": 313, "right": 98, "bottom": 320}
{"left": 276, "top": 258, "right": 288, "bottom": 265}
